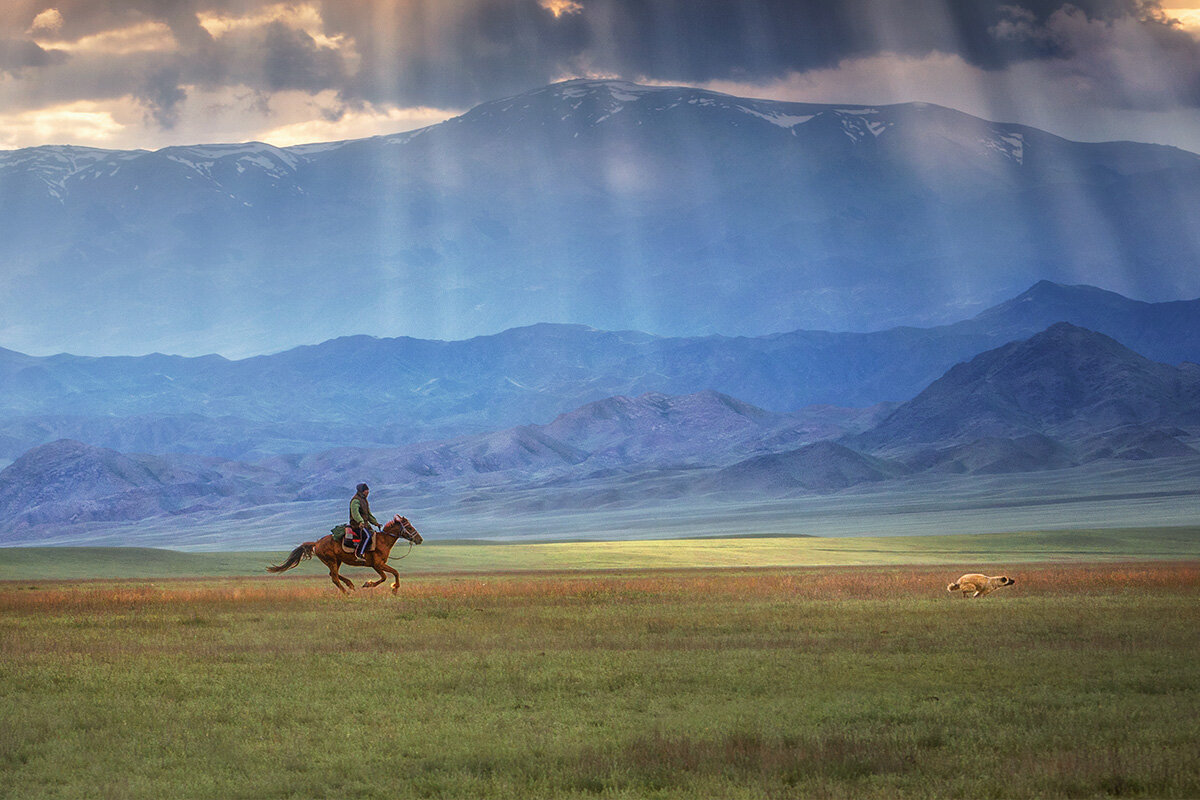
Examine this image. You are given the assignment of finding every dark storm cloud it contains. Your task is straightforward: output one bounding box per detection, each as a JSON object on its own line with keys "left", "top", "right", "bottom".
{"left": 989, "top": 2, "right": 1200, "bottom": 107}
{"left": 2, "top": 0, "right": 1198, "bottom": 131}
{"left": 333, "top": 0, "right": 591, "bottom": 108}
{"left": 0, "top": 37, "right": 67, "bottom": 73}
{"left": 326, "top": 0, "right": 1200, "bottom": 111}
{"left": 2, "top": 0, "right": 212, "bottom": 46}
{"left": 260, "top": 22, "right": 350, "bottom": 93}
{"left": 137, "top": 65, "right": 187, "bottom": 128}
{"left": 581, "top": 0, "right": 1191, "bottom": 76}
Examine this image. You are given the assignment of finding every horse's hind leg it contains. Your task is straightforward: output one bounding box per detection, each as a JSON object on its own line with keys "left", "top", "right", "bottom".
{"left": 320, "top": 555, "right": 354, "bottom": 593}
{"left": 333, "top": 565, "right": 355, "bottom": 592}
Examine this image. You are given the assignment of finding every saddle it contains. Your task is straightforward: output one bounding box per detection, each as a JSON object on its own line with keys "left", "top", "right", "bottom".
{"left": 331, "top": 524, "right": 372, "bottom": 555}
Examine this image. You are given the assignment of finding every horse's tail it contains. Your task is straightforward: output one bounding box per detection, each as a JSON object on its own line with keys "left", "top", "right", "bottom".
{"left": 266, "top": 542, "right": 316, "bottom": 573}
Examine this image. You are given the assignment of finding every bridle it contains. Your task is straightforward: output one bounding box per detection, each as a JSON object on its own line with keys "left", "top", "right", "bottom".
{"left": 382, "top": 515, "right": 422, "bottom": 559}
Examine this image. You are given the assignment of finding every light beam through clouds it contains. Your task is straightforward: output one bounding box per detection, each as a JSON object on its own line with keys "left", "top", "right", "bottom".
{"left": 198, "top": 2, "right": 349, "bottom": 49}
{"left": 1169, "top": 7, "right": 1200, "bottom": 29}
{"left": 0, "top": 100, "right": 123, "bottom": 147}
{"left": 256, "top": 94, "right": 461, "bottom": 146}
{"left": 1, "top": 0, "right": 1197, "bottom": 151}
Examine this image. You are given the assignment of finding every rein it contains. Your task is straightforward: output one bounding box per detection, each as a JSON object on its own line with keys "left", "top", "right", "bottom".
{"left": 381, "top": 521, "right": 418, "bottom": 560}
{"left": 393, "top": 538, "right": 414, "bottom": 560}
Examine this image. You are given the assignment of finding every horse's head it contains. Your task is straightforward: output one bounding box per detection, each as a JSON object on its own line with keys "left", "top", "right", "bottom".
{"left": 386, "top": 514, "right": 423, "bottom": 544}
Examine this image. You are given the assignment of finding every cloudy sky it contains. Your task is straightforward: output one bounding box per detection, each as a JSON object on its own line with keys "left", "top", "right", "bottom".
{"left": 2, "top": 0, "right": 1199, "bottom": 153}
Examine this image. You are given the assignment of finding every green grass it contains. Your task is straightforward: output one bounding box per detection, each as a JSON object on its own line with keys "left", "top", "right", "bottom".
{"left": 2, "top": 526, "right": 1199, "bottom": 580}
{"left": 1, "top": 562, "right": 1198, "bottom": 798}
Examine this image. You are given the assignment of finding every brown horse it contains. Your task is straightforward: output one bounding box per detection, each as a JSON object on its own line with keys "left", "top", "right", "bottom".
{"left": 267, "top": 514, "right": 423, "bottom": 594}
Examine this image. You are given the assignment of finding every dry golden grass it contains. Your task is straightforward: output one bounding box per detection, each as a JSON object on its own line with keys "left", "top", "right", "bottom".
{"left": 3, "top": 561, "right": 1195, "bottom": 611}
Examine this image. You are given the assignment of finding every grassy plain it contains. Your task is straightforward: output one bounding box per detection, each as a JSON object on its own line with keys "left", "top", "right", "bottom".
{"left": 2, "top": 533, "right": 1199, "bottom": 799}
{"left": 3, "top": 526, "right": 1199, "bottom": 580}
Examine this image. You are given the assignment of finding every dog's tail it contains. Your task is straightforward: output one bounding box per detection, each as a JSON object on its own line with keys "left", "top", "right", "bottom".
{"left": 946, "top": 582, "right": 960, "bottom": 592}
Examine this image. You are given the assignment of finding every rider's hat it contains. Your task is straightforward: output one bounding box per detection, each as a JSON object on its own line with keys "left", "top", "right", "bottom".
{"left": 356, "top": 483, "right": 369, "bottom": 493}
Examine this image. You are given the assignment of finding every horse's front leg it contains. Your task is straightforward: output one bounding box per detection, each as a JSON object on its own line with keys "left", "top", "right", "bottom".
{"left": 361, "top": 555, "right": 389, "bottom": 589}
{"left": 376, "top": 562, "right": 401, "bottom": 594}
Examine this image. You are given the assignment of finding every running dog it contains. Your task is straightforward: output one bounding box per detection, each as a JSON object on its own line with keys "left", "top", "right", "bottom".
{"left": 947, "top": 573, "right": 1014, "bottom": 598}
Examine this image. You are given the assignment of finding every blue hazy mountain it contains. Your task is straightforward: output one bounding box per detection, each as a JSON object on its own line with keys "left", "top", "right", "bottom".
{"left": 0, "top": 392, "right": 887, "bottom": 532}
{"left": 0, "top": 439, "right": 296, "bottom": 527}
{"left": 1, "top": 323, "right": 1195, "bottom": 536}
{"left": 858, "top": 323, "right": 1200, "bottom": 450}
{"left": 969, "top": 281, "right": 1200, "bottom": 365}
{"left": 706, "top": 441, "right": 910, "bottom": 493}
{"left": 2, "top": 281, "right": 1198, "bottom": 462}
{"left": 711, "top": 323, "right": 1200, "bottom": 491}
{"left": 2, "top": 80, "right": 1199, "bottom": 357}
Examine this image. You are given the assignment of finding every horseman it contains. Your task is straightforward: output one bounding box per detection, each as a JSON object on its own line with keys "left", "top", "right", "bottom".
{"left": 267, "top": 504, "right": 423, "bottom": 594}
{"left": 349, "top": 483, "right": 381, "bottom": 560}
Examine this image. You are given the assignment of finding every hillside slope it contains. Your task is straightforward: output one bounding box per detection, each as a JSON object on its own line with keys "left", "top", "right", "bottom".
{"left": 3, "top": 80, "right": 1198, "bottom": 357}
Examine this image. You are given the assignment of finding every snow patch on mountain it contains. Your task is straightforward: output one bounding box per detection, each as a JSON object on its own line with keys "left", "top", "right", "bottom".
{"left": 558, "top": 80, "right": 657, "bottom": 102}
{"left": 735, "top": 105, "right": 816, "bottom": 128}
{"left": 0, "top": 145, "right": 135, "bottom": 173}
{"left": 0, "top": 145, "right": 144, "bottom": 201}
{"left": 833, "top": 109, "right": 892, "bottom": 141}
{"left": 984, "top": 130, "right": 1025, "bottom": 164}
{"left": 160, "top": 144, "right": 302, "bottom": 179}
{"left": 287, "top": 139, "right": 351, "bottom": 155}
{"left": 1, "top": 141, "right": 305, "bottom": 200}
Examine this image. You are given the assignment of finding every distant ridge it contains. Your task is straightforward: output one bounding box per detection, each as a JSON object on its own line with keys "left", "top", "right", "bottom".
{"left": 858, "top": 322, "right": 1200, "bottom": 451}
{"left": 968, "top": 281, "right": 1200, "bottom": 365}
{"left": 0, "top": 392, "right": 883, "bottom": 531}
{"left": 1, "top": 282, "right": 1198, "bottom": 461}
{"left": 714, "top": 322, "right": 1200, "bottom": 490}
{"left": 1, "top": 321, "right": 1196, "bottom": 536}
{"left": 0, "top": 440, "right": 289, "bottom": 526}
{"left": 709, "top": 441, "right": 908, "bottom": 493}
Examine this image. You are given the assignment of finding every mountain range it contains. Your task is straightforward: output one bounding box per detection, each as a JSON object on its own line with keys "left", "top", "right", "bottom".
{"left": 858, "top": 323, "right": 1200, "bottom": 452}
{"left": 2, "top": 281, "right": 1199, "bottom": 464}
{"left": 1, "top": 322, "right": 1196, "bottom": 540}
{"left": 3, "top": 79, "right": 1199, "bottom": 357}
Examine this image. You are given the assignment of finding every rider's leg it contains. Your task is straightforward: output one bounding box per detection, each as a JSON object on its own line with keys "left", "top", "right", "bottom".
{"left": 355, "top": 529, "right": 372, "bottom": 559}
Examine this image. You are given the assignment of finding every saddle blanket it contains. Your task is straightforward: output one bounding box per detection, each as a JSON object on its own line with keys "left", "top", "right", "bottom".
{"left": 331, "top": 525, "right": 371, "bottom": 554}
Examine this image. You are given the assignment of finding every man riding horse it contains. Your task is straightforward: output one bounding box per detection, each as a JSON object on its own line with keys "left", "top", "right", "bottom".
{"left": 266, "top": 486, "right": 423, "bottom": 593}
{"left": 349, "top": 482, "right": 381, "bottom": 560}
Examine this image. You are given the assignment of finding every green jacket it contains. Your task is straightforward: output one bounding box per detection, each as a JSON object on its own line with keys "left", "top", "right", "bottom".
{"left": 349, "top": 493, "right": 379, "bottom": 530}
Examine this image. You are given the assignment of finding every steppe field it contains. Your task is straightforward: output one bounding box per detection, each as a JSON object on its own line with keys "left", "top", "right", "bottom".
{"left": 2, "top": 529, "right": 1199, "bottom": 799}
